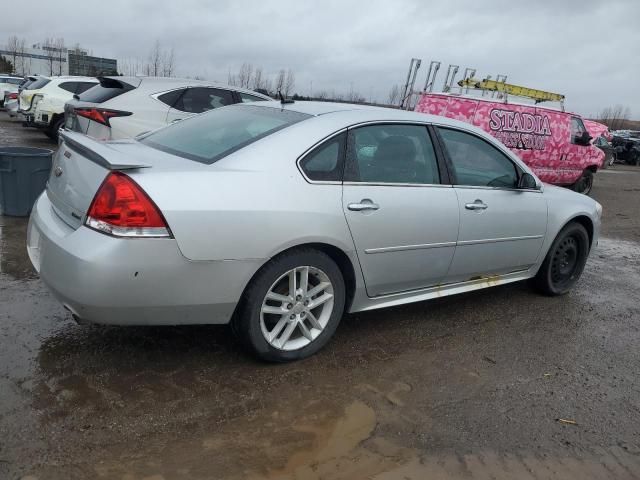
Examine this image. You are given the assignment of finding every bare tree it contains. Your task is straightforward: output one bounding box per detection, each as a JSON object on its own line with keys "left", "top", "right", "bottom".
{"left": 43, "top": 37, "right": 56, "bottom": 75}
{"left": 251, "top": 66, "right": 263, "bottom": 90}
{"left": 314, "top": 90, "right": 329, "bottom": 100}
{"left": 275, "top": 69, "right": 286, "bottom": 94}
{"left": 283, "top": 69, "right": 295, "bottom": 97}
{"left": 162, "top": 47, "right": 175, "bottom": 77}
{"left": 54, "top": 37, "right": 66, "bottom": 75}
{"left": 6, "top": 36, "right": 19, "bottom": 73}
{"left": 387, "top": 84, "right": 400, "bottom": 106}
{"left": 148, "top": 40, "right": 162, "bottom": 77}
{"left": 598, "top": 105, "right": 631, "bottom": 131}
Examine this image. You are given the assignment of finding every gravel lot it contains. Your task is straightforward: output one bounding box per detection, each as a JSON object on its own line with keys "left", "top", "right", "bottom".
{"left": 1, "top": 111, "right": 639, "bottom": 479}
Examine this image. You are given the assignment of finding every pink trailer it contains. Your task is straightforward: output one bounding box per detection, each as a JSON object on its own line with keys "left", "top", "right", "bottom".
{"left": 415, "top": 93, "right": 604, "bottom": 193}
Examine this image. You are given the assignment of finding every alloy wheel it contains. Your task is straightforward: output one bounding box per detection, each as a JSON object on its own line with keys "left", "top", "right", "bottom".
{"left": 260, "top": 266, "right": 335, "bottom": 351}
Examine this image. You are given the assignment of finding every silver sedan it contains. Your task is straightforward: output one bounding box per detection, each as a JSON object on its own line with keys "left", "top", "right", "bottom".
{"left": 27, "top": 101, "right": 602, "bottom": 361}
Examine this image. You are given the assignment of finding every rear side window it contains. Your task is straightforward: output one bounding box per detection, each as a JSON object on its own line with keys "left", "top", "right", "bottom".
{"left": 79, "top": 78, "right": 135, "bottom": 103}
{"left": 345, "top": 124, "right": 440, "bottom": 184}
{"left": 157, "top": 88, "right": 186, "bottom": 108}
{"left": 7, "top": 78, "right": 23, "bottom": 85}
{"left": 438, "top": 127, "right": 519, "bottom": 188}
{"left": 141, "top": 104, "right": 311, "bottom": 164}
{"left": 174, "top": 87, "right": 235, "bottom": 113}
{"left": 300, "top": 133, "right": 345, "bottom": 182}
{"left": 26, "top": 78, "right": 50, "bottom": 90}
{"left": 75, "top": 82, "right": 97, "bottom": 94}
{"left": 239, "top": 92, "right": 267, "bottom": 103}
{"left": 58, "top": 82, "right": 77, "bottom": 93}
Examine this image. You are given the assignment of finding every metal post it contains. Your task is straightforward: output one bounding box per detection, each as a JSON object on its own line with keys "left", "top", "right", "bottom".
{"left": 400, "top": 58, "right": 421, "bottom": 109}
{"left": 443, "top": 65, "right": 459, "bottom": 92}
{"left": 422, "top": 60, "right": 441, "bottom": 93}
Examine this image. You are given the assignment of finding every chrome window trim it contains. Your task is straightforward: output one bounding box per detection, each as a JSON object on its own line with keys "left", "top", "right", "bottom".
{"left": 343, "top": 181, "right": 452, "bottom": 188}
{"left": 453, "top": 184, "right": 543, "bottom": 193}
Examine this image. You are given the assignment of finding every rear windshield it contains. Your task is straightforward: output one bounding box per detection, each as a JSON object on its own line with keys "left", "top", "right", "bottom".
{"left": 140, "top": 104, "right": 311, "bottom": 164}
{"left": 26, "top": 78, "right": 50, "bottom": 90}
{"left": 79, "top": 78, "right": 135, "bottom": 103}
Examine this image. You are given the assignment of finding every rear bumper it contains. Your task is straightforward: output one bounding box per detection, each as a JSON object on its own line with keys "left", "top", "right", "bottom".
{"left": 27, "top": 192, "right": 262, "bottom": 325}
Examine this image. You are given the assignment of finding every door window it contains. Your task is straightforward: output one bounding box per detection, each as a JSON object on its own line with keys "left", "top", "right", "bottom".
{"left": 438, "top": 128, "right": 519, "bottom": 188}
{"left": 345, "top": 124, "right": 440, "bottom": 184}
{"left": 299, "top": 133, "right": 345, "bottom": 182}
{"left": 571, "top": 117, "right": 588, "bottom": 144}
{"left": 174, "top": 87, "right": 235, "bottom": 113}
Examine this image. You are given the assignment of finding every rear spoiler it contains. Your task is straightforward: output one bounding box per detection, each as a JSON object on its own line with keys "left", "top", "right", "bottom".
{"left": 60, "top": 130, "right": 151, "bottom": 170}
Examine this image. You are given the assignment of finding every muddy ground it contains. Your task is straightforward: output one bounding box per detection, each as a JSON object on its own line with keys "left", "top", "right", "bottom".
{"left": 1, "top": 112, "right": 639, "bottom": 479}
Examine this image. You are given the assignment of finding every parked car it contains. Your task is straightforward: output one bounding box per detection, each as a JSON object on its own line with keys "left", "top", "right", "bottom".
{"left": 3, "top": 91, "right": 20, "bottom": 117}
{"left": 416, "top": 93, "right": 604, "bottom": 195}
{"left": 612, "top": 131, "right": 640, "bottom": 166}
{"left": 592, "top": 136, "right": 615, "bottom": 167}
{"left": 64, "top": 76, "right": 271, "bottom": 140}
{"left": 27, "top": 101, "right": 602, "bottom": 362}
{"left": 17, "top": 76, "right": 99, "bottom": 140}
{"left": 0, "top": 74, "right": 23, "bottom": 107}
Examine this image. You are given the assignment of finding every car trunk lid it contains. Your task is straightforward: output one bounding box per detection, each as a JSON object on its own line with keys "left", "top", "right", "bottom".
{"left": 47, "top": 131, "right": 152, "bottom": 229}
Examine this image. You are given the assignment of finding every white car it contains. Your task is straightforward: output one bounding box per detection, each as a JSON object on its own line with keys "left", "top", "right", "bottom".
{"left": 0, "top": 75, "right": 23, "bottom": 107}
{"left": 64, "top": 76, "right": 271, "bottom": 140}
{"left": 18, "top": 76, "right": 98, "bottom": 140}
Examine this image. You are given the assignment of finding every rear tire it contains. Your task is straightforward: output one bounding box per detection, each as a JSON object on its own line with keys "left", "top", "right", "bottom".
{"left": 45, "top": 117, "right": 65, "bottom": 141}
{"left": 234, "top": 248, "right": 346, "bottom": 362}
{"left": 533, "top": 222, "right": 589, "bottom": 296}
{"left": 571, "top": 170, "right": 594, "bottom": 195}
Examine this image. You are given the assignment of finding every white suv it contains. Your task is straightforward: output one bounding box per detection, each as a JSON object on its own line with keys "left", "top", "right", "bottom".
{"left": 64, "top": 76, "right": 271, "bottom": 140}
{"left": 19, "top": 76, "right": 98, "bottom": 139}
{"left": 0, "top": 75, "right": 23, "bottom": 107}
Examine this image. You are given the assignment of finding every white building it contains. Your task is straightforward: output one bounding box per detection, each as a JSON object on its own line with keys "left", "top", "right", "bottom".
{"left": 0, "top": 42, "right": 117, "bottom": 77}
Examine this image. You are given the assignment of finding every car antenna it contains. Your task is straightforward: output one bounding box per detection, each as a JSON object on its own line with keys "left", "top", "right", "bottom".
{"left": 278, "top": 90, "right": 294, "bottom": 105}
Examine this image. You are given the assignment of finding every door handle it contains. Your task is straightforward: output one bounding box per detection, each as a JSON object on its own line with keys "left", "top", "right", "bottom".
{"left": 465, "top": 200, "right": 488, "bottom": 211}
{"left": 348, "top": 199, "right": 380, "bottom": 211}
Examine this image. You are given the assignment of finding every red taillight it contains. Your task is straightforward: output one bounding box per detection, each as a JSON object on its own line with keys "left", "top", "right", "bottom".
{"left": 74, "top": 108, "right": 131, "bottom": 127}
{"left": 86, "top": 172, "right": 171, "bottom": 238}
{"left": 7, "top": 92, "right": 18, "bottom": 100}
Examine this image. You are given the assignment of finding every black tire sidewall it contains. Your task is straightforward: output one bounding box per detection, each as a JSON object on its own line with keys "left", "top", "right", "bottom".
{"left": 237, "top": 249, "right": 346, "bottom": 362}
{"left": 573, "top": 170, "right": 593, "bottom": 195}
{"left": 538, "top": 223, "right": 589, "bottom": 295}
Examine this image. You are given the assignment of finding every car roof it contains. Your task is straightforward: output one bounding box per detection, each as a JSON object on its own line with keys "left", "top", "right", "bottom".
{"left": 249, "top": 100, "right": 477, "bottom": 129}
{"left": 109, "top": 76, "right": 271, "bottom": 99}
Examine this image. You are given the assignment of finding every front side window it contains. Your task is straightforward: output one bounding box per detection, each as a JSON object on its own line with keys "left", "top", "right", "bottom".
{"left": 345, "top": 124, "right": 440, "bottom": 184}
{"left": 141, "top": 104, "right": 311, "bottom": 164}
{"left": 175, "top": 87, "right": 235, "bottom": 113}
{"left": 571, "top": 117, "right": 588, "bottom": 144}
{"left": 299, "top": 133, "right": 345, "bottom": 182}
{"left": 438, "top": 127, "right": 519, "bottom": 188}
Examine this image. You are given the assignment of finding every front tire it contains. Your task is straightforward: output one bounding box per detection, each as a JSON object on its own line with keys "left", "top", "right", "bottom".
{"left": 45, "top": 117, "right": 65, "bottom": 141}
{"left": 571, "top": 170, "right": 594, "bottom": 195}
{"left": 234, "top": 248, "right": 346, "bottom": 362}
{"left": 533, "top": 222, "right": 590, "bottom": 296}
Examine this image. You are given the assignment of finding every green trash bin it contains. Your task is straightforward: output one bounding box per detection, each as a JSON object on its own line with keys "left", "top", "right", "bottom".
{"left": 0, "top": 147, "right": 53, "bottom": 217}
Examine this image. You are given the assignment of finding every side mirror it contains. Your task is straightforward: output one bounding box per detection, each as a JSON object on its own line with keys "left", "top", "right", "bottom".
{"left": 574, "top": 132, "right": 592, "bottom": 146}
{"left": 518, "top": 172, "right": 538, "bottom": 190}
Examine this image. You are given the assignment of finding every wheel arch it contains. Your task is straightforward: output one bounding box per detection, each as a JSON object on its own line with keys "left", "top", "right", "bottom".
{"left": 568, "top": 214, "right": 595, "bottom": 248}
{"left": 233, "top": 241, "right": 359, "bottom": 320}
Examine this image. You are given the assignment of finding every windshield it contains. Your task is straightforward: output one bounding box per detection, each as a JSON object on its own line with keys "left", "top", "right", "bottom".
{"left": 141, "top": 104, "right": 311, "bottom": 164}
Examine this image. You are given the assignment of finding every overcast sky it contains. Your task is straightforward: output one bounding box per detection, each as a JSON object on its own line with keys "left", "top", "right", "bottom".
{"left": 7, "top": 0, "right": 640, "bottom": 117}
